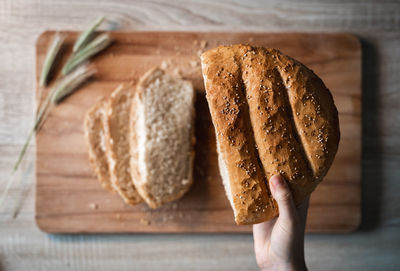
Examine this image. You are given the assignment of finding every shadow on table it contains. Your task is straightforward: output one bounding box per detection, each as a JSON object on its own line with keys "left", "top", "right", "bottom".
{"left": 0, "top": 255, "right": 4, "bottom": 271}
{"left": 359, "top": 37, "right": 383, "bottom": 231}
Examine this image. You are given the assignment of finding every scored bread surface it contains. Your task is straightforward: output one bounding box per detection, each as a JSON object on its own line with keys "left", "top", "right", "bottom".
{"left": 130, "top": 67, "right": 195, "bottom": 208}
{"left": 84, "top": 99, "right": 114, "bottom": 192}
{"left": 104, "top": 84, "right": 142, "bottom": 205}
{"left": 201, "top": 45, "right": 340, "bottom": 225}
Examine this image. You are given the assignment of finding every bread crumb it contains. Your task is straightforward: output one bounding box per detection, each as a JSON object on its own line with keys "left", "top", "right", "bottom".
{"left": 160, "top": 61, "right": 169, "bottom": 69}
{"left": 173, "top": 67, "right": 182, "bottom": 77}
{"left": 189, "top": 60, "right": 198, "bottom": 68}
{"left": 140, "top": 218, "right": 151, "bottom": 226}
{"left": 88, "top": 202, "right": 98, "bottom": 210}
{"left": 174, "top": 46, "right": 181, "bottom": 54}
{"left": 248, "top": 37, "right": 254, "bottom": 42}
{"left": 161, "top": 213, "right": 176, "bottom": 222}
{"left": 193, "top": 39, "right": 199, "bottom": 46}
{"left": 116, "top": 213, "right": 121, "bottom": 220}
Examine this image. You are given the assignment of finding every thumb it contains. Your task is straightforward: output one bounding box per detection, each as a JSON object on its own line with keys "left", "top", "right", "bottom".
{"left": 269, "top": 175, "right": 296, "bottom": 225}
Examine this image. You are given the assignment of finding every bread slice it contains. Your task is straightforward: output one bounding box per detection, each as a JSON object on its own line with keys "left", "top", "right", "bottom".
{"left": 130, "top": 67, "right": 195, "bottom": 208}
{"left": 103, "top": 84, "right": 142, "bottom": 205}
{"left": 84, "top": 99, "right": 114, "bottom": 192}
{"left": 201, "top": 45, "right": 340, "bottom": 224}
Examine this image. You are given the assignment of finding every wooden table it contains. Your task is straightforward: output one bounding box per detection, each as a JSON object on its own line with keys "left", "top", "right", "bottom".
{"left": 0, "top": 1, "right": 399, "bottom": 270}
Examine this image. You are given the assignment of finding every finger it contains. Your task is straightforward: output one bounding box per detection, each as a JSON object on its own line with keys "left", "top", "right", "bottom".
{"left": 297, "top": 196, "right": 309, "bottom": 219}
{"left": 253, "top": 218, "right": 275, "bottom": 249}
{"left": 297, "top": 196, "right": 309, "bottom": 233}
{"left": 269, "top": 175, "right": 296, "bottom": 224}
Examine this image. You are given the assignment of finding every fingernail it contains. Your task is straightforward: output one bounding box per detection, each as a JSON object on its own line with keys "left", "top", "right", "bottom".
{"left": 270, "top": 175, "right": 283, "bottom": 188}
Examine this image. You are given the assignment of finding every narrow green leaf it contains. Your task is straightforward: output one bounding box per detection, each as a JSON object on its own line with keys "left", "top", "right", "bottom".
{"left": 52, "top": 65, "right": 96, "bottom": 104}
{"left": 0, "top": 65, "right": 96, "bottom": 209}
{"left": 39, "top": 33, "right": 65, "bottom": 87}
{"left": 1, "top": 17, "right": 108, "bottom": 213}
{"left": 62, "top": 33, "right": 112, "bottom": 75}
{"left": 73, "top": 16, "right": 105, "bottom": 53}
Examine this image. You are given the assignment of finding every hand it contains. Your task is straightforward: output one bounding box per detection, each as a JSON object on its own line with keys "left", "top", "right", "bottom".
{"left": 253, "top": 175, "right": 309, "bottom": 271}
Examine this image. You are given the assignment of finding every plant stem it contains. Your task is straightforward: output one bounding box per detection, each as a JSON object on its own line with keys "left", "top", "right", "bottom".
{"left": 0, "top": 92, "right": 51, "bottom": 209}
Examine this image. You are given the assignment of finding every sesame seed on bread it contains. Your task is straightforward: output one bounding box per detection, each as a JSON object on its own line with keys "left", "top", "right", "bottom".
{"left": 201, "top": 45, "right": 340, "bottom": 225}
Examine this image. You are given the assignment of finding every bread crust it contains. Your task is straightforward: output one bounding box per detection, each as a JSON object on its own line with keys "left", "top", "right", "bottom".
{"left": 84, "top": 99, "right": 114, "bottom": 192}
{"left": 201, "top": 45, "right": 340, "bottom": 224}
{"left": 201, "top": 49, "right": 278, "bottom": 225}
{"left": 103, "top": 84, "right": 142, "bottom": 205}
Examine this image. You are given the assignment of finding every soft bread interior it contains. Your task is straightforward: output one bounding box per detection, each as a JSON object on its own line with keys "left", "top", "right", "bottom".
{"left": 134, "top": 68, "right": 195, "bottom": 208}
{"left": 216, "top": 141, "right": 236, "bottom": 217}
{"left": 136, "top": 100, "right": 147, "bottom": 185}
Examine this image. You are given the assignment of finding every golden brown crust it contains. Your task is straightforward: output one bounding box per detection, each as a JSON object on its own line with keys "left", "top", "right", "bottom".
{"left": 201, "top": 48, "right": 278, "bottom": 225}
{"left": 103, "top": 84, "right": 142, "bottom": 205}
{"left": 271, "top": 50, "right": 340, "bottom": 183}
{"left": 84, "top": 99, "right": 114, "bottom": 192}
{"left": 201, "top": 45, "right": 340, "bottom": 224}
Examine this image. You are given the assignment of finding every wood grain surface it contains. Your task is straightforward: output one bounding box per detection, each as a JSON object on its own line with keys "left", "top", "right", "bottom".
{"left": 1, "top": 1, "right": 399, "bottom": 270}
{"left": 35, "top": 31, "right": 361, "bottom": 233}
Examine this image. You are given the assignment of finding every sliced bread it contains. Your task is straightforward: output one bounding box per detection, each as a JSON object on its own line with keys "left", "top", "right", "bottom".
{"left": 84, "top": 99, "right": 114, "bottom": 192}
{"left": 104, "top": 84, "right": 142, "bottom": 205}
{"left": 130, "top": 68, "right": 195, "bottom": 208}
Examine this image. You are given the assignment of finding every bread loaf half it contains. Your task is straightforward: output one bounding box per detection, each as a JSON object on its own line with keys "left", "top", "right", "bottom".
{"left": 130, "top": 67, "right": 195, "bottom": 208}
{"left": 103, "top": 84, "right": 142, "bottom": 205}
{"left": 201, "top": 45, "right": 340, "bottom": 225}
{"left": 84, "top": 99, "right": 114, "bottom": 192}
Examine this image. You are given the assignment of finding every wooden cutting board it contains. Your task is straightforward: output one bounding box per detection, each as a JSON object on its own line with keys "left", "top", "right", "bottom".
{"left": 35, "top": 31, "right": 361, "bottom": 233}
